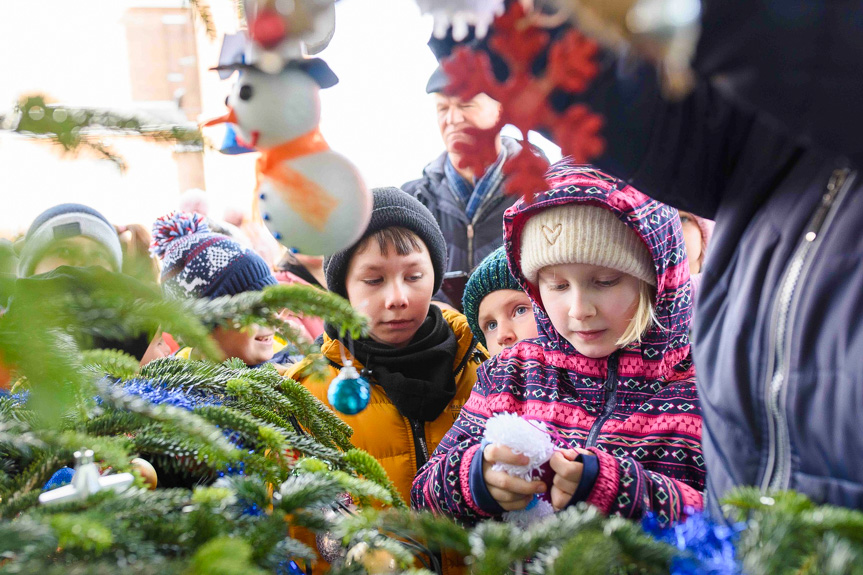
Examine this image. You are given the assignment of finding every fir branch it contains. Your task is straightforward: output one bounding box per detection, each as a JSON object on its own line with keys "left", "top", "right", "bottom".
{"left": 10, "top": 95, "right": 204, "bottom": 172}
{"left": 95, "top": 380, "right": 234, "bottom": 457}
{"left": 186, "top": 535, "right": 268, "bottom": 575}
{"left": 188, "top": 284, "right": 368, "bottom": 343}
{"left": 329, "top": 469, "right": 394, "bottom": 507}
{"left": 82, "top": 349, "right": 141, "bottom": 380}
{"left": 275, "top": 473, "right": 344, "bottom": 514}
{"left": 278, "top": 377, "right": 354, "bottom": 451}
{"left": 343, "top": 449, "right": 405, "bottom": 509}
{"left": 187, "top": 0, "right": 217, "bottom": 40}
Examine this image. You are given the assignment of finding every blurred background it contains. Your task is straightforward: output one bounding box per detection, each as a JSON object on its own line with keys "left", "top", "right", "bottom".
{"left": 0, "top": 0, "right": 559, "bottom": 239}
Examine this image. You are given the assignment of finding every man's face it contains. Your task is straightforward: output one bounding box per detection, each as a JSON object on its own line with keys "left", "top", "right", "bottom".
{"left": 434, "top": 93, "right": 502, "bottom": 158}
{"left": 32, "top": 236, "right": 116, "bottom": 275}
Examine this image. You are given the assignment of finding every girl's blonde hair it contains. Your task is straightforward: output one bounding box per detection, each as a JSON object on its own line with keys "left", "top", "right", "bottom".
{"left": 616, "top": 280, "right": 660, "bottom": 347}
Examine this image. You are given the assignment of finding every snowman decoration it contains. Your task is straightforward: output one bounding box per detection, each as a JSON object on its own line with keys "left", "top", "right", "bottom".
{"left": 205, "top": 0, "right": 372, "bottom": 257}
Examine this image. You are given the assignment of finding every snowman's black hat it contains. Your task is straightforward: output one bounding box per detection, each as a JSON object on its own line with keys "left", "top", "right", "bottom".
{"left": 211, "top": 57, "right": 339, "bottom": 89}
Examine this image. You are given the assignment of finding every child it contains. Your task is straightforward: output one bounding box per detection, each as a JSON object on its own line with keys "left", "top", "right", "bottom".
{"left": 150, "top": 212, "right": 293, "bottom": 368}
{"left": 17, "top": 203, "right": 123, "bottom": 277}
{"left": 287, "top": 187, "right": 488, "bottom": 503}
{"left": 412, "top": 162, "right": 703, "bottom": 526}
{"left": 462, "top": 246, "right": 538, "bottom": 356}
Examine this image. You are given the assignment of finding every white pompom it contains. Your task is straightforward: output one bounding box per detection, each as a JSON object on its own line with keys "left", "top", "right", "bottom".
{"left": 484, "top": 412, "right": 555, "bottom": 481}
{"left": 484, "top": 412, "right": 557, "bottom": 526}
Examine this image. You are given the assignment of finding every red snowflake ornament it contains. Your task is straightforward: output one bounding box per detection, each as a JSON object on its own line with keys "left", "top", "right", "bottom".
{"left": 452, "top": 122, "right": 504, "bottom": 179}
{"left": 442, "top": 46, "right": 497, "bottom": 101}
{"left": 503, "top": 147, "right": 551, "bottom": 203}
{"left": 488, "top": 2, "right": 549, "bottom": 69}
{"left": 548, "top": 30, "right": 601, "bottom": 93}
{"left": 439, "top": 2, "right": 605, "bottom": 200}
{"left": 552, "top": 104, "right": 606, "bottom": 163}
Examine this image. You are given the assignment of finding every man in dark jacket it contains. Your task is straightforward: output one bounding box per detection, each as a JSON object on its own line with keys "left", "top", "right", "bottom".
{"left": 558, "top": 0, "right": 863, "bottom": 513}
{"left": 402, "top": 67, "right": 521, "bottom": 309}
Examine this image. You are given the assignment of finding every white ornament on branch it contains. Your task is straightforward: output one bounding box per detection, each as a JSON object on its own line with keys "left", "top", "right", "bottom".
{"left": 39, "top": 449, "right": 135, "bottom": 506}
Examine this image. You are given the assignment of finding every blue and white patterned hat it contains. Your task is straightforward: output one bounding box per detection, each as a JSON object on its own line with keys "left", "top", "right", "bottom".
{"left": 151, "top": 211, "right": 276, "bottom": 300}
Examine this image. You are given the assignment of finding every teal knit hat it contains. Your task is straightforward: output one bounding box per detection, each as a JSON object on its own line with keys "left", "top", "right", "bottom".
{"left": 462, "top": 246, "right": 524, "bottom": 347}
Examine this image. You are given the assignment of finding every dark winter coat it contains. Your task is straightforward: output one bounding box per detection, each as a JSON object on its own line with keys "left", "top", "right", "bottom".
{"left": 572, "top": 0, "right": 863, "bottom": 512}
{"left": 402, "top": 137, "right": 523, "bottom": 302}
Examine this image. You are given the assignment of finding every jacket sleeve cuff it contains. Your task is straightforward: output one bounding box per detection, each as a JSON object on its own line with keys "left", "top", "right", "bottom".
{"left": 565, "top": 453, "right": 599, "bottom": 508}
{"left": 584, "top": 448, "right": 620, "bottom": 515}
{"left": 465, "top": 440, "right": 505, "bottom": 516}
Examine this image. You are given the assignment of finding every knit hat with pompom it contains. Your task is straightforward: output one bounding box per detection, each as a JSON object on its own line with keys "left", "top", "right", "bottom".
{"left": 151, "top": 211, "right": 276, "bottom": 300}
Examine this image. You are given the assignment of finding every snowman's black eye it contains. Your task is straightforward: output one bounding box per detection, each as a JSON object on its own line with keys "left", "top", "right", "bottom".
{"left": 224, "top": 95, "right": 230, "bottom": 106}
{"left": 239, "top": 85, "right": 253, "bottom": 101}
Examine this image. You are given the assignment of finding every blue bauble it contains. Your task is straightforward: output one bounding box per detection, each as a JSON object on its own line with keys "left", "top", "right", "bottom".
{"left": 327, "top": 366, "right": 371, "bottom": 415}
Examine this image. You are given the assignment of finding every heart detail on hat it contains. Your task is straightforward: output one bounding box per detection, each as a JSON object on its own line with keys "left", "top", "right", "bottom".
{"left": 542, "top": 224, "right": 563, "bottom": 245}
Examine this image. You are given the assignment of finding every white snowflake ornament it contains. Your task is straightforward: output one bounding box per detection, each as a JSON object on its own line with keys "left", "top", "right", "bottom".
{"left": 414, "top": 0, "right": 506, "bottom": 39}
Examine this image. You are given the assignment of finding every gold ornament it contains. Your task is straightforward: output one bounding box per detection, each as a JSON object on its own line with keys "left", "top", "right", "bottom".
{"left": 131, "top": 457, "right": 158, "bottom": 490}
{"left": 345, "top": 542, "right": 398, "bottom": 574}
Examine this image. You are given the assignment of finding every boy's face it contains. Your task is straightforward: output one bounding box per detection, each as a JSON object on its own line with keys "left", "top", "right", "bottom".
{"left": 345, "top": 239, "right": 435, "bottom": 348}
{"left": 537, "top": 263, "right": 641, "bottom": 359}
{"left": 211, "top": 324, "right": 276, "bottom": 366}
{"left": 32, "top": 236, "right": 116, "bottom": 275}
{"left": 477, "top": 289, "right": 538, "bottom": 356}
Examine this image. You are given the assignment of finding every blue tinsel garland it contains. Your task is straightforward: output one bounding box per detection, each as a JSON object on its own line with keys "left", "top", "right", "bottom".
{"left": 642, "top": 507, "right": 745, "bottom": 575}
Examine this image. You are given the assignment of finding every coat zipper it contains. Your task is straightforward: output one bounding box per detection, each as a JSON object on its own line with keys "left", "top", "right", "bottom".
{"left": 760, "top": 167, "right": 856, "bottom": 492}
{"left": 409, "top": 419, "right": 430, "bottom": 470}
{"left": 585, "top": 351, "right": 620, "bottom": 447}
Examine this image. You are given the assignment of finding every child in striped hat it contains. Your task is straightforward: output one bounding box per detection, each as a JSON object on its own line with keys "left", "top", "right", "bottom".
{"left": 150, "top": 211, "right": 291, "bottom": 368}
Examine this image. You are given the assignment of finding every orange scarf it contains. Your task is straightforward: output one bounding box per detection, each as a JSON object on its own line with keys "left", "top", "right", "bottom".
{"left": 256, "top": 128, "right": 338, "bottom": 231}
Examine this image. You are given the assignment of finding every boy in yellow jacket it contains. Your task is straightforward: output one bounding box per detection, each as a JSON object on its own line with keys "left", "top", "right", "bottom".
{"left": 288, "top": 187, "right": 488, "bottom": 505}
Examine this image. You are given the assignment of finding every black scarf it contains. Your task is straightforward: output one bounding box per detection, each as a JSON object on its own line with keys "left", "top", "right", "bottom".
{"left": 325, "top": 306, "right": 459, "bottom": 422}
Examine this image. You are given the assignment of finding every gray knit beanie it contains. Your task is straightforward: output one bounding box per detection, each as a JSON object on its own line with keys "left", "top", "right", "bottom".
{"left": 520, "top": 204, "right": 655, "bottom": 287}
{"left": 324, "top": 187, "right": 448, "bottom": 299}
{"left": 18, "top": 203, "right": 123, "bottom": 277}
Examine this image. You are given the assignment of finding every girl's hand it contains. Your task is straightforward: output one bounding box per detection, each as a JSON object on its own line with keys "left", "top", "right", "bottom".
{"left": 482, "top": 444, "right": 547, "bottom": 511}
{"left": 549, "top": 449, "right": 585, "bottom": 511}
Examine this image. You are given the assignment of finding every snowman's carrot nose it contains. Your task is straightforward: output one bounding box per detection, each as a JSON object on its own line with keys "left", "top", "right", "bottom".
{"left": 202, "top": 107, "right": 238, "bottom": 127}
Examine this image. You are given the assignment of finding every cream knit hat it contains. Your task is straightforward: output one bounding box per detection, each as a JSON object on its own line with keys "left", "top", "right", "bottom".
{"left": 520, "top": 204, "right": 656, "bottom": 286}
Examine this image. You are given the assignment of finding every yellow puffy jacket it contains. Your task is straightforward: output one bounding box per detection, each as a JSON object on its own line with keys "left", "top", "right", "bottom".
{"left": 286, "top": 308, "right": 487, "bottom": 502}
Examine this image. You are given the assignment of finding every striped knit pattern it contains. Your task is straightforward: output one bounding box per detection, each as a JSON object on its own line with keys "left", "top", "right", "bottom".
{"left": 411, "top": 163, "right": 702, "bottom": 527}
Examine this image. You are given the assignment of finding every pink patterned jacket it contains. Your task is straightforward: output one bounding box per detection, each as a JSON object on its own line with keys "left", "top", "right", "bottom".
{"left": 411, "top": 163, "right": 704, "bottom": 526}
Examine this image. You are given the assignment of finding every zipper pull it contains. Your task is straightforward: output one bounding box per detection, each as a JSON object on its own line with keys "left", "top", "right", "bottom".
{"left": 466, "top": 224, "right": 474, "bottom": 239}
{"left": 604, "top": 353, "right": 620, "bottom": 391}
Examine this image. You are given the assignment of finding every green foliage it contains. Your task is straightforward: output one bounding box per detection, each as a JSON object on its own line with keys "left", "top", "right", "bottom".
{"left": 10, "top": 95, "right": 204, "bottom": 171}
{"left": 82, "top": 349, "right": 141, "bottom": 380}
{"left": 186, "top": 536, "right": 268, "bottom": 575}
{"left": 723, "top": 488, "right": 863, "bottom": 575}
{"left": 0, "top": 269, "right": 392, "bottom": 573}
{"left": 50, "top": 513, "right": 114, "bottom": 554}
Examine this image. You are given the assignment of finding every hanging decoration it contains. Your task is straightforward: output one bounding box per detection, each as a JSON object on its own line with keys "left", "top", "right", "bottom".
{"left": 415, "top": 0, "right": 505, "bottom": 41}
{"left": 484, "top": 412, "right": 556, "bottom": 525}
{"left": 203, "top": 1, "right": 372, "bottom": 257}
{"left": 327, "top": 363, "right": 371, "bottom": 416}
{"left": 439, "top": 1, "right": 606, "bottom": 201}
{"left": 39, "top": 449, "right": 135, "bottom": 506}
